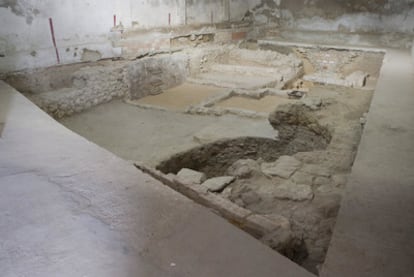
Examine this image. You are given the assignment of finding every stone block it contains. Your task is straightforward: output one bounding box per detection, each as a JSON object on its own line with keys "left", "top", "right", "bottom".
{"left": 175, "top": 168, "right": 206, "bottom": 185}
{"left": 261, "top": 156, "right": 302, "bottom": 179}
{"left": 273, "top": 181, "right": 314, "bottom": 201}
{"left": 201, "top": 176, "right": 235, "bottom": 192}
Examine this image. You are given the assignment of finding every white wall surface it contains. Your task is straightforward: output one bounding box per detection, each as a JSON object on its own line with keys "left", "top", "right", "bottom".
{"left": 0, "top": 0, "right": 121, "bottom": 72}
{"left": 0, "top": 0, "right": 253, "bottom": 72}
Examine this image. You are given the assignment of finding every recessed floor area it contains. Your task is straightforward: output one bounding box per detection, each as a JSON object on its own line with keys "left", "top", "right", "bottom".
{"left": 60, "top": 80, "right": 374, "bottom": 274}
{"left": 60, "top": 99, "right": 277, "bottom": 166}
{"left": 131, "top": 83, "right": 227, "bottom": 111}
{"left": 3, "top": 43, "right": 385, "bottom": 275}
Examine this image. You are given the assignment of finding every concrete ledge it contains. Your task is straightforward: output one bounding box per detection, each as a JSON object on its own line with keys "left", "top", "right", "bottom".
{"left": 321, "top": 49, "right": 414, "bottom": 277}
{"left": 0, "top": 81, "right": 314, "bottom": 277}
{"left": 134, "top": 162, "right": 296, "bottom": 252}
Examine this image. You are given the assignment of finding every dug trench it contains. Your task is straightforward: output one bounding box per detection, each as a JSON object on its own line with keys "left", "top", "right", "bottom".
{"left": 153, "top": 92, "right": 371, "bottom": 275}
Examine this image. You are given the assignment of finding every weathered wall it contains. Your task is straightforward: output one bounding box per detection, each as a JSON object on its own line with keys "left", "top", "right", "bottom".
{"left": 127, "top": 54, "right": 189, "bottom": 100}
{"left": 0, "top": 0, "right": 257, "bottom": 73}
{"left": 21, "top": 52, "right": 190, "bottom": 118}
{"left": 0, "top": 0, "right": 122, "bottom": 72}
{"left": 247, "top": 0, "right": 414, "bottom": 34}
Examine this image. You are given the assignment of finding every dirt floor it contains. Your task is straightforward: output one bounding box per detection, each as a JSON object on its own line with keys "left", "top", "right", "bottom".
{"left": 216, "top": 95, "right": 296, "bottom": 113}
{"left": 59, "top": 100, "right": 277, "bottom": 167}
{"left": 131, "top": 83, "right": 227, "bottom": 111}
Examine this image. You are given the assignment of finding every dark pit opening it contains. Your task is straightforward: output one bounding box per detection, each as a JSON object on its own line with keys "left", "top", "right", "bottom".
{"left": 157, "top": 131, "right": 330, "bottom": 178}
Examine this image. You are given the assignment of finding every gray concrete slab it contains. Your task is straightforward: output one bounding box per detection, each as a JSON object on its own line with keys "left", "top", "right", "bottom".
{"left": 0, "top": 81, "right": 314, "bottom": 277}
{"left": 321, "top": 50, "right": 414, "bottom": 276}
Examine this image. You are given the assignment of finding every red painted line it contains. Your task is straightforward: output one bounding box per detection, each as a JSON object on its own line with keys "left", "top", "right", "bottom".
{"left": 48, "top": 18, "right": 60, "bottom": 64}
{"left": 114, "top": 14, "right": 117, "bottom": 27}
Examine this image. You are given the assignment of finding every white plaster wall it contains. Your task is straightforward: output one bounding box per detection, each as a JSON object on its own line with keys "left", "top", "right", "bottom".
{"left": 0, "top": 0, "right": 254, "bottom": 72}
{"left": 0, "top": 0, "right": 122, "bottom": 72}
{"left": 130, "top": 0, "right": 184, "bottom": 27}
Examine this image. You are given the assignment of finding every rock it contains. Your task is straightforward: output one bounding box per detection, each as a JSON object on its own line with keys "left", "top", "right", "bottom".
{"left": 261, "top": 156, "right": 302, "bottom": 179}
{"left": 345, "top": 71, "right": 369, "bottom": 88}
{"left": 227, "top": 159, "right": 261, "bottom": 179}
{"left": 268, "top": 102, "right": 331, "bottom": 142}
{"left": 316, "top": 184, "right": 336, "bottom": 194}
{"left": 175, "top": 168, "right": 206, "bottom": 185}
{"left": 241, "top": 190, "right": 262, "bottom": 206}
{"left": 314, "top": 176, "right": 331, "bottom": 186}
{"left": 273, "top": 181, "right": 314, "bottom": 201}
{"left": 221, "top": 186, "right": 232, "bottom": 199}
{"left": 302, "top": 164, "right": 331, "bottom": 178}
{"left": 201, "top": 176, "right": 235, "bottom": 192}
{"left": 291, "top": 170, "right": 314, "bottom": 185}
{"left": 332, "top": 174, "right": 348, "bottom": 187}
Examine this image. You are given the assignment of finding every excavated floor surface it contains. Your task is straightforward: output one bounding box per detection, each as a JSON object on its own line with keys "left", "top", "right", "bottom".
{"left": 216, "top": 95, "right": 296, "bottom": 113}
{"left": 131, "top": 83, "right": 227, "bottom": 111}
{"left": 6, "top": 44, "right": 385, "bottom": 275}
{"left": 60, "top": 82, "right": 375, "bottom": 274}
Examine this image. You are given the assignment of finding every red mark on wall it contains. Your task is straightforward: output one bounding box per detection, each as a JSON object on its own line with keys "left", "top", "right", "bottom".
{"left": 48, "top": 18, "right": 60, "bottom": 64}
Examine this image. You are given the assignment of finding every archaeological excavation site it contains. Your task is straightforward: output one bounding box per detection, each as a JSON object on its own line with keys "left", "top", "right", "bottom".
{"left": 1, "top": 1, "right": 414, "bottom": 277}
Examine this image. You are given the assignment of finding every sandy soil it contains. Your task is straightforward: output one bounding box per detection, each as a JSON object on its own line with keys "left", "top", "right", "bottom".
{"left": 132, "top": 83, "right": 227, "bottom": 111}
{"left": 216, "top": 95, "right": 295, "bottom": 113}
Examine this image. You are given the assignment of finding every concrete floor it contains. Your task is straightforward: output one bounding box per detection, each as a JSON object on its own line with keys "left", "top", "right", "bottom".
{"left": 59, "top": 99, "right": 277, "bottom": 167}
{"left": 0, "top": 81, "right": 313, "bottom": 277}
{"left": 321, "top": 49, "right": 414, "bottom": 276}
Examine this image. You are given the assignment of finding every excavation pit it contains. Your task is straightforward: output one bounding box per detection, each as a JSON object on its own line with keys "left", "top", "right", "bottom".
{"left": 1, "top": 43, "right": 385, "bottom": 276}
{"left": 157, "top": 133, "right": 330, "bottom": 179}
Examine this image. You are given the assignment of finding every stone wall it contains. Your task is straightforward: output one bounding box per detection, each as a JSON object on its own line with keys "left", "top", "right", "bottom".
{"left": 29, "top": 63, "right": 129, "bottom": 118}
{"left": 18, "top": 52, "right": 190, "bottom": 118}
{"left": 127, "top": 54, "right": 189, "bottom": 100}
